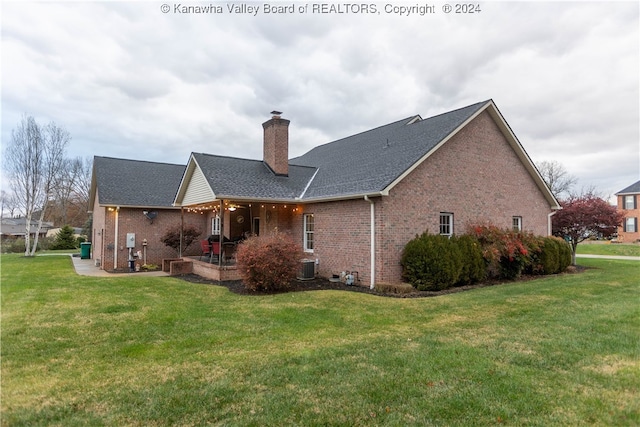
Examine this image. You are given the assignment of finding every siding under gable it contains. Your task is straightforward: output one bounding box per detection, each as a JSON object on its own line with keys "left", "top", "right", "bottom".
{"left": 182, "top": 166, "right": 216, "bottom": 206}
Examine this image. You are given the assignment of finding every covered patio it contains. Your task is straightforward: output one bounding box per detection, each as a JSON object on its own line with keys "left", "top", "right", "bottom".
{"left": 172, "top": 199, "right": 303, "bottom": 281}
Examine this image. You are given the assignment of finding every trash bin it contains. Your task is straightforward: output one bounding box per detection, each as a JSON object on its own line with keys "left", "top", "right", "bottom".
{"left": 80, "top": 242, "right": 91, "bottom": 259}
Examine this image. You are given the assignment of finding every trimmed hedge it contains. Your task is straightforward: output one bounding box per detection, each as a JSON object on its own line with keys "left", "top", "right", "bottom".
{"left": 401, "top": 233, "right": 484, "bottom": 291}
{"left": 402, "top": 225, "right": 572, "bottom": 290}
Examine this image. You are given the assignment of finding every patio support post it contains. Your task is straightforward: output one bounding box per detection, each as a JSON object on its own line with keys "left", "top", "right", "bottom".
{"left": 179, "top": 207, "right": 184, "bottom": 257}
{"left": 219, "top": 199, "right": 223, "bottom": 268}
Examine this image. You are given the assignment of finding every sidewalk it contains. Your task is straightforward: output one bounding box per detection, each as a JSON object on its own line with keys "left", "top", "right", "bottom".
{"left": 575, "top": 254, "right": 640, "bottom": 261}
{"left": 69, "top": 255, "right": 169, "bottom": 277}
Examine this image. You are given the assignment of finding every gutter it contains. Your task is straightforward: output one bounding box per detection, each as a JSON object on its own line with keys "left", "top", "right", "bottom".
{"left": 364, "top": 195, "right": 376, "bottom": 289}
{"left": 547, "top": 209, "right": 560, "bottom": 236}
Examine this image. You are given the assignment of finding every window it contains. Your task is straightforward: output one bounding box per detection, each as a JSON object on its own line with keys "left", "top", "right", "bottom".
{"left": 512, "top": 216, "right": 522, "bottom": 231}
{"left": 624, "top": 195, "right": 637, "bottom": 210}
{"left": 304, "top": 214, "right": 314, "bottom": 252}
{"left": 624, "top": 217, "right": 637, "bottom": 233}
{"left": 439, "top": 213, "right": 453, "bottom": 237}
{"left": 211, "top": 214, "right": 220, "bottom": 235}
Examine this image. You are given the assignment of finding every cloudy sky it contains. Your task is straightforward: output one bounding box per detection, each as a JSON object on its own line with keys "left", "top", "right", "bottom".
{"left": 2, "top": 0, "right": 638, "bottom": 201}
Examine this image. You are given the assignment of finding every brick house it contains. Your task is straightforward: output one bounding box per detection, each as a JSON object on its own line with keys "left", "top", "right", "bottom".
{"left": 615, "top": 180, "right": 640, "bottom": 242}
{"left": 89, "top": 157, "right": 209, "bottom": 271}
{"left": 173, "top": 100, "right": 560, "bottom": 286}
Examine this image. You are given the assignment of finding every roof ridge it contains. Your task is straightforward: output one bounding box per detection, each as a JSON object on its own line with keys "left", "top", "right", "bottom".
{"left": 94, "top": 155, "right": 184, "bottom": 167}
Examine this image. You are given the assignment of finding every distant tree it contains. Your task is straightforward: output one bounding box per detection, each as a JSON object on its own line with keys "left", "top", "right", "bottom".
{"left": 4, "top": 115, "right": 70, "bottom": 256}
{"left": 50, "top": 225, "right": 78, "bottom": 250}
{"left": 538, "top": 160, "right": 577, "bottom": 199}
{"left": 160, "top": 225, "right": 201, "bottom": 255}
{"left": 46, "top": 156, "right": 92, "bottom": 227}
{"left": 0, "top": 190, "right": 19, "bottom": 218}
{"left": 552, "top": 191, "right": 624, "bottom": 265}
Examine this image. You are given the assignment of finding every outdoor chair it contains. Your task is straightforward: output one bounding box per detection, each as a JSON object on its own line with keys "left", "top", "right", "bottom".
{"left": 199, "top": 240, "right": 211, "bottom": 261}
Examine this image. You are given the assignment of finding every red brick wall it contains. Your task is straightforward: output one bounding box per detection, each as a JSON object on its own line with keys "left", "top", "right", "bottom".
{"left": 376, "top": 110, "right": 552, "bottom": 282}
{"left": 617, "top": 194, "right": 640, "bottom": 242}
{"left": 93, "top": 204, "right": 208, "bottom": 271}
{"left": 263, "top": 117, "right": 290, "bottom": 176}
{"left": 301, "top": 199, "right": 372, "bottom": 284}
{"left": 301, "top": 110, "right": 554, "bottom": 285}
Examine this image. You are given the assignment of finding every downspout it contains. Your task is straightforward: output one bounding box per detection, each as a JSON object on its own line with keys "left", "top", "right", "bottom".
{"left": 547, "top": 210, "right": 557, "bottom": 236}
{"left": 114, "top": 206, "right": 120, "bottom": 270}
{"left": 364, "top": 196, "right": 375, "bottom": 289}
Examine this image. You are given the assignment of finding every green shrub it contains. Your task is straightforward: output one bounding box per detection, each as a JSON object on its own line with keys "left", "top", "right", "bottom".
{"left": 540, "top": 237, "right": 561, "bottom": 274}
{"left": 401, "top": 232, "right": 462, "bottom": 291}
{"left": 455, "top": 234, "right": 486, "bottom": 284}
{"left": 235, "top": 232, "right": 303, "bottom": 292}
{"left": 50, "top": 225, "right": 78, "bottom": 250}
{"left": 557, "top": 238, "right": 572, "bottom": 272}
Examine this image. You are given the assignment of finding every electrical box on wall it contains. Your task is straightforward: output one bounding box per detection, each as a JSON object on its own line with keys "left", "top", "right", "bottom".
{"left": 126, "top": 233, "right": 135, "bottom": 248}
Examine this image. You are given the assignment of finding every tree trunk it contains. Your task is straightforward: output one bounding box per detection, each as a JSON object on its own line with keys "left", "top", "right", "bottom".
{"left": 571, "top": 242, "right": 578, "bottom": 266}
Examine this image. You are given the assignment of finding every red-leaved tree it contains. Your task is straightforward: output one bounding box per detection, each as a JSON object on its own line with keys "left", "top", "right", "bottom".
{"left": 552, "top": 192, "right": 624, "bottom": 265}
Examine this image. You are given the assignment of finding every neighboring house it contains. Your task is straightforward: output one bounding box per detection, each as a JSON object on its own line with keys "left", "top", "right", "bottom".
{"left": 173, "top": 100, "right": 560, "bottom": 286}
{"left": 89, "top": 157, "right": 208, "bottom": 271}
{"left": 0, "top": 217, "right": 54, "bottom": 240}
{"left": 46, "top": 227, "right": 84, "bottom": 238}
{"left": 615, "top": 180, "right": 640, "bottom": 242}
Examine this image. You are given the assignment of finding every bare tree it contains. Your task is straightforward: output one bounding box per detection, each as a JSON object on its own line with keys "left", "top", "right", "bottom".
{"left": 0, "top": 190, "right": 19, "bottom": 218}
{"left": 4, "top": 115, "right": 70, "bottom": 256}
{"left": 537, "top": 160, "right": 577, "bottom": 199}
{"left": 47, "top": 156, "right": 92, "bottom": 227}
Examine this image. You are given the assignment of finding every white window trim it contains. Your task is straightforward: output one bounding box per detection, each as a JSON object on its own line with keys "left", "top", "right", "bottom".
{"left": 624, "top": 195, "right": 636, "bottom": 210}
{"left": 625, "top": 217, "right": 637, "bottom": 233}
{"left": 303, "top": 214, "right": 314, "bottom": 252}
{"left": 211, "top": 214, "right": 221, "bottom": 235}
{"left": 439, "top": 213, "right": 453, "bottom": 237}
{"left": 513, "top": 216, "right": 523, "bottom": 231}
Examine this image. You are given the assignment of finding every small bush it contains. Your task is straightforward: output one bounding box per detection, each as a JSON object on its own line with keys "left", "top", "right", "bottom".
{"left": 235, "top": 232, "right": 303, "bottom": 291}
{"left": 160, "top": 225, "right": 201, "bottom": 254}
{"left": 401, "top": 232, "right": 462, "bottom": 291}
{"left": 374, "top": 283, "right": 415, "bottom": 294}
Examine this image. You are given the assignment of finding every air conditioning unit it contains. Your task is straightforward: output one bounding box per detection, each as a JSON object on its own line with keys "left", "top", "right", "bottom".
{"left": 297, "top": 259, "right": 315, "bottom": 280}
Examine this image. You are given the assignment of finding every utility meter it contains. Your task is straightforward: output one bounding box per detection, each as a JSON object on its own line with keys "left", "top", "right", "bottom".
{"left": 126, "top": 233, "right": 136, "bottom": 248}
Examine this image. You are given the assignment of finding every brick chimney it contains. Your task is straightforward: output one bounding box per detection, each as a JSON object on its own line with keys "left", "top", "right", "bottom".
{"left": 262, "top": 111, "right": 289, "bottom": 176}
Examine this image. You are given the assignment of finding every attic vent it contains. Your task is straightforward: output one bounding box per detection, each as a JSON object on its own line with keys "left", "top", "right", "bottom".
{"left": 407, "top": 115, "right": 422, "bottom": 125}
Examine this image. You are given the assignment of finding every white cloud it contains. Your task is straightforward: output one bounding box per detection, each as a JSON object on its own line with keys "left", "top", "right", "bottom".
{"left": 1, "top": 0, "right": 638, "bottom": 199}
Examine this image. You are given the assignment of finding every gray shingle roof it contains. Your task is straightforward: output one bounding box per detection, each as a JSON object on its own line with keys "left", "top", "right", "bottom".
{"left": 616, "top": 180, "right": 640, "bottom": 195}
{"left": 290, "top": 100, "right": 489, "bottom": 199}
{"left": 192, "top": 153, "right": 317, "bottom": 200}
{"left": 94, "top": 156, "right": 185, "bottom": 207}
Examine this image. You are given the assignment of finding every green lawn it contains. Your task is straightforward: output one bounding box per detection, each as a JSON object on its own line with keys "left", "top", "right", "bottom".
{"left": 1, "top": 254, "right": 638, "bottom": 426}
{"left": 577, "top": 242, "right": 640, "bottom": 257}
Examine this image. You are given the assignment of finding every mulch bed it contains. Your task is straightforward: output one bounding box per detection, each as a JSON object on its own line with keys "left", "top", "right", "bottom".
{"left": 176, "top": 265, "right": 587, "bottom": 298}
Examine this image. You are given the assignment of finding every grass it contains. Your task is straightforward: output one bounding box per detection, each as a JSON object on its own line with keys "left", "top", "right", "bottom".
{"left": 577, "top": 242, "right": 640, "bottom": 257}
{"left": 1, "top": 254, "right": 638, "bottom": 426}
